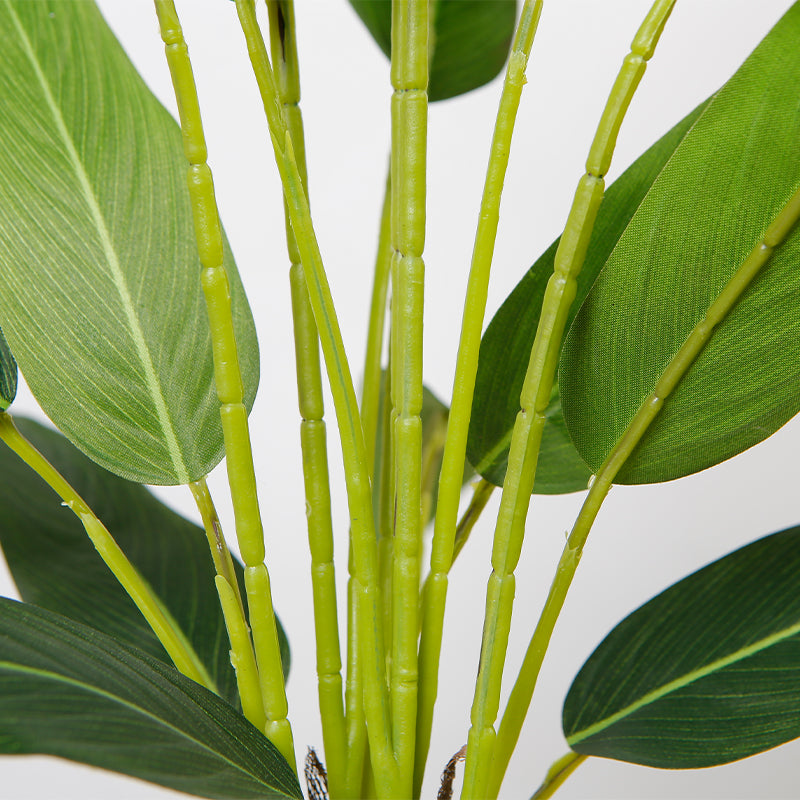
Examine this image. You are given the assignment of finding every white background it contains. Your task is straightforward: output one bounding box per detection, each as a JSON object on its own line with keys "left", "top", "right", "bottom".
{"left": 2, "top": 1, "right": 800, "bottom": 798}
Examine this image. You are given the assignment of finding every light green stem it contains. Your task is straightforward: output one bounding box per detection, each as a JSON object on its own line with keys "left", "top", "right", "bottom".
{"left": 231, "top": 1, "right": 396, "bottom": 790}
{"left": 489, "top": 178, "right": 800, "bottom": 796}
{"left": 264, "top": 2, "right": 346, "bottom": 793}
{"left": 414, "top": 3, "right": 543, "bottom": 792}
{"left": 389, "top": 3, "right": 428, "bottom": 794}
{"left": 530, "top": 752, "right": 588, "bottom": 800}
{"left": 0, "top": 412, "right": 213, "bottom": 691}
{"left": 190, "top": 479, "right": 265, "bottom": 729}
{"left": 460, "top": 4, "right": 675, "bottom": 798}
{"left": 153, "top": 0, "right": 294, "bottom": 770}
{"left": 362, "top": 168, "right": 393, "bottom": 479}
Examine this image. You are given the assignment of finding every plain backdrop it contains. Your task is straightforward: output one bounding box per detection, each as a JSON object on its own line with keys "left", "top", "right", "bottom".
{"left": 2, "top": 1, "right": 800, "bottom": 798}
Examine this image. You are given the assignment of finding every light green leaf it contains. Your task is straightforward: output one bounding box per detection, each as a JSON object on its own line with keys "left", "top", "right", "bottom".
{"left": 0, "top": 417, "right": 289, "bottom": 707}
{"left": 559, "top": 4, "right": 800, "bottom": 484}
{"left": 467, "top": 102, "right": 708, "bottom": 493}
{"left": 563, "top": 526, "right": 800, "bottom": 768}
{"left": 0, "top": 598, "right": 302, "bottom": 799}
{"left": 347, "top": 0, "right": 517, "bottom": 101}
{"left": 0, "top": 0, "right": 258, "bottom": 485}
{"left": 0, "top": 326, "right": 16, "bottom": 411}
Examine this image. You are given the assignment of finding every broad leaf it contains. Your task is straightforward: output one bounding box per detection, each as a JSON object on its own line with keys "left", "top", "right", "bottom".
{"left": 559, "top": 5, "right": 800, "bottom": 484}
{"left": 347, "top": 0, "right": 516, "bottom": 101}
{"left": 0, "top": 0, "right": 258, "bottom": 485}
{"left": 0, "top": 417, "right": 289, "bottom": 707}
{"left": 467, "top": 103, "right": 708, "bottom": 493}
{"left": 563, "top": 525, "right": 800, "bottom": 768}
{"left": 0, "top": 599, "right": 302, "bottom": 799}
{"left": 0, "top": 327, "right": 16, "bottom": 410}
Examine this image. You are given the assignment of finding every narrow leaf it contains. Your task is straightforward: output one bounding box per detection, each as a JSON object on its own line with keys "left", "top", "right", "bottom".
{"left": 0, "top": 417, "right": 289, "bottom": 707}
{"left": 467, "top": 102, "right": 708, "bottom": 493}
{"left": 0, "top": 327, "right": 16, "bottom": 410}
{"left": 559, "top": 5, "right": 800, "bottom": 484}
{"left": 347, "top": 0, "right": 517, "bottom": 101}
{"left": 0, "top": 599, "right": 302, "bottom": 799}
{"left": 563, "top": 525, "right": 800, "bottom": 768}
{"left": 0, "top": 0, "right": 258, "bottom": 485}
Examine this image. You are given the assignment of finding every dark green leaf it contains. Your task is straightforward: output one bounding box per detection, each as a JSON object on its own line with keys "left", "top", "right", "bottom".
{"left": 467, "top": 102, "right": 708, "bottom": 493}
{"left": 0, "top": 326, "right": 16, "bottom": 411}
{"left": 559, "top": 5, "right": 800, "bottom": 484}
{"left": 563, "top": 525, "right": 800, "bottom": 768}
{"left": 0, "top": 0, "right": 258, "bottom": 485}
{"left": 347, "top": 0, "right": 517, "bottom": 101}
{"left": 0, "top": 418, "right": 289, "bottom": 707}
{"left": 0, "top": 599, "right": 302, "bottom": 799}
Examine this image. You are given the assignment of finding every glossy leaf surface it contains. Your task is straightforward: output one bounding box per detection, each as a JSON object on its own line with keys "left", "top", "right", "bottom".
{"left": 0, "top": 1, "right": 258, "bottom": 485}
{"left": 0, "top": 599, "right": 302, "bottom": 799}
{"left": 347, "top": 0, "right": 516, "bottom": 101}
{"left": 0, "top": 418, "right": 289, "bottom": 707}
{"left": 564, "top": 526, "right": 800, "bottom": 768}
{"left": 467, "top": 103, "right": 707, "bottom": 493}
{"left": 559, "top": 5, "right": 800, "bottom": 484}
{"left": 0, "top": 327, "right": 16, "bottom": 411}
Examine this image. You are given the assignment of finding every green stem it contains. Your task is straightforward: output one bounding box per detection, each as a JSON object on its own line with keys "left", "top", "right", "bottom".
{"left": 189, "top": 479, "right": 265, "bottom": 729}
{"left": 362, "top": 167, "right": 393, "bottom": 479}
{"left": 489, "top": 177, "right": 800, "bottom": 796}
{"left": 231, "top": 1, "right": 396, "bottom": 790}
{"left": 264, "top": 2, "right": 347, "bottom": 793}
{"left": 389, "top": 2, "right": 428, "bottom": 793}
{"left": 460, "top": 4, "right": 675, "bottom": 798}
{"left": 153, "top": 0, "right": 294, "bottom": 769}
{"left": 530, "top": 752, "right": 588, "bottom": 800}
{"left": 414, "top": 3, "right": 543, "bottom": 792}
{"left": 0, "top": 412, "right": 214, "bottom": 691}
{"left": 343, "top": 567, "right": 368, "bottom": 800}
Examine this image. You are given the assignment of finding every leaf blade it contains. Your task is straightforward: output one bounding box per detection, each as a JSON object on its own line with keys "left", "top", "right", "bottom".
{"left": 0, "top": 598, "right": 302, "bottom": 800}
{"left": 0, "top": 327, "right": 17, "bottom": 411}
{"left": 563, "top": 526, "right": 800, "bottom": 768}
{"left": 467, "top": 101, "right": 708, "bottom": 493}
{"left": 0, "top": 0, "right": 258, "bottom": 485}
{"left": 559, "top": 5, "right": 800, "bottom": 484}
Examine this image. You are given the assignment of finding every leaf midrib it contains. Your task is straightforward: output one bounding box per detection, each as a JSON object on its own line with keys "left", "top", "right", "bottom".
{"left": 567, "top": 616, "right": 800, "bottom": 746}
{"left": 0, "top": 659, "right": 294, "bottom": 796}
{"left": 6, "top": 1, "right": 189, "bottom": 484}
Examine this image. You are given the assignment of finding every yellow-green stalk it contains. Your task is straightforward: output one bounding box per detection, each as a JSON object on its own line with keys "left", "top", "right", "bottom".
{"left": 153, "top": 0, "right": 294, "bottom": 769}
{"left": 231, "top": 2, "right": 397, "bottom": 792}
{"left": 414, "top": 1, "right": 543, "bottom": 793}
{"left": 489, "top": 179, "right": 800, "bottom": 797}
{"left": 389, "top": 2, "right": 428, "bottom": 793}
{"left": 264, "top": 2, "right": 347, "bottom": 794}
{"left": 460, "top": 3, "right": 676, "bottom": 797}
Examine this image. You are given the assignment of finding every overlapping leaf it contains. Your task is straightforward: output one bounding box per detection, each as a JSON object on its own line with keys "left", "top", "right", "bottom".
{"left": 0, "top": 0, "right": 258, "bottom": 485}
{"left": 467, "top": 103, "right": 707, "bottom": 493}
{"left": 347, "top": 0, "right": 517, "bottom": 101}
{"left": 0, "top": 599, "right": 301, "bottom": 799}
{"left": 559, "top": 4, "right": 800, "bottom": 483}
{"left": 564, "top": 526, "right": 800, "bottom": 768}
{"left": 0, "top": 327, "right": 16, "bottom": 410}
{"left": 0, "top": 417, "right": 289, "bottom": 707}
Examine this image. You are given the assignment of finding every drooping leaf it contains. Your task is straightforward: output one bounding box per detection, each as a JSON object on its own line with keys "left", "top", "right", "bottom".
{"left": 563, "top": 525, "right": 800, "bottom": 768}
{"left": 467, "top": 102, "right": 708, "bottom": 493}
{"left": 0, "top": 326, "right": 16, "bottom": 411}
{"left": 0, "top": 599, "right": 302, "bottom": 800}
{"left": 347, "top": 0, "right": 517, "bottom": 101}
{"left": 559, "top": 5, "right": 800, "bottom": 484}
{"left": 0, "top": 417, "right": 289, "bottom": 707}
{"left": 0, "top": 0, "right": 258, "bottom": 485}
